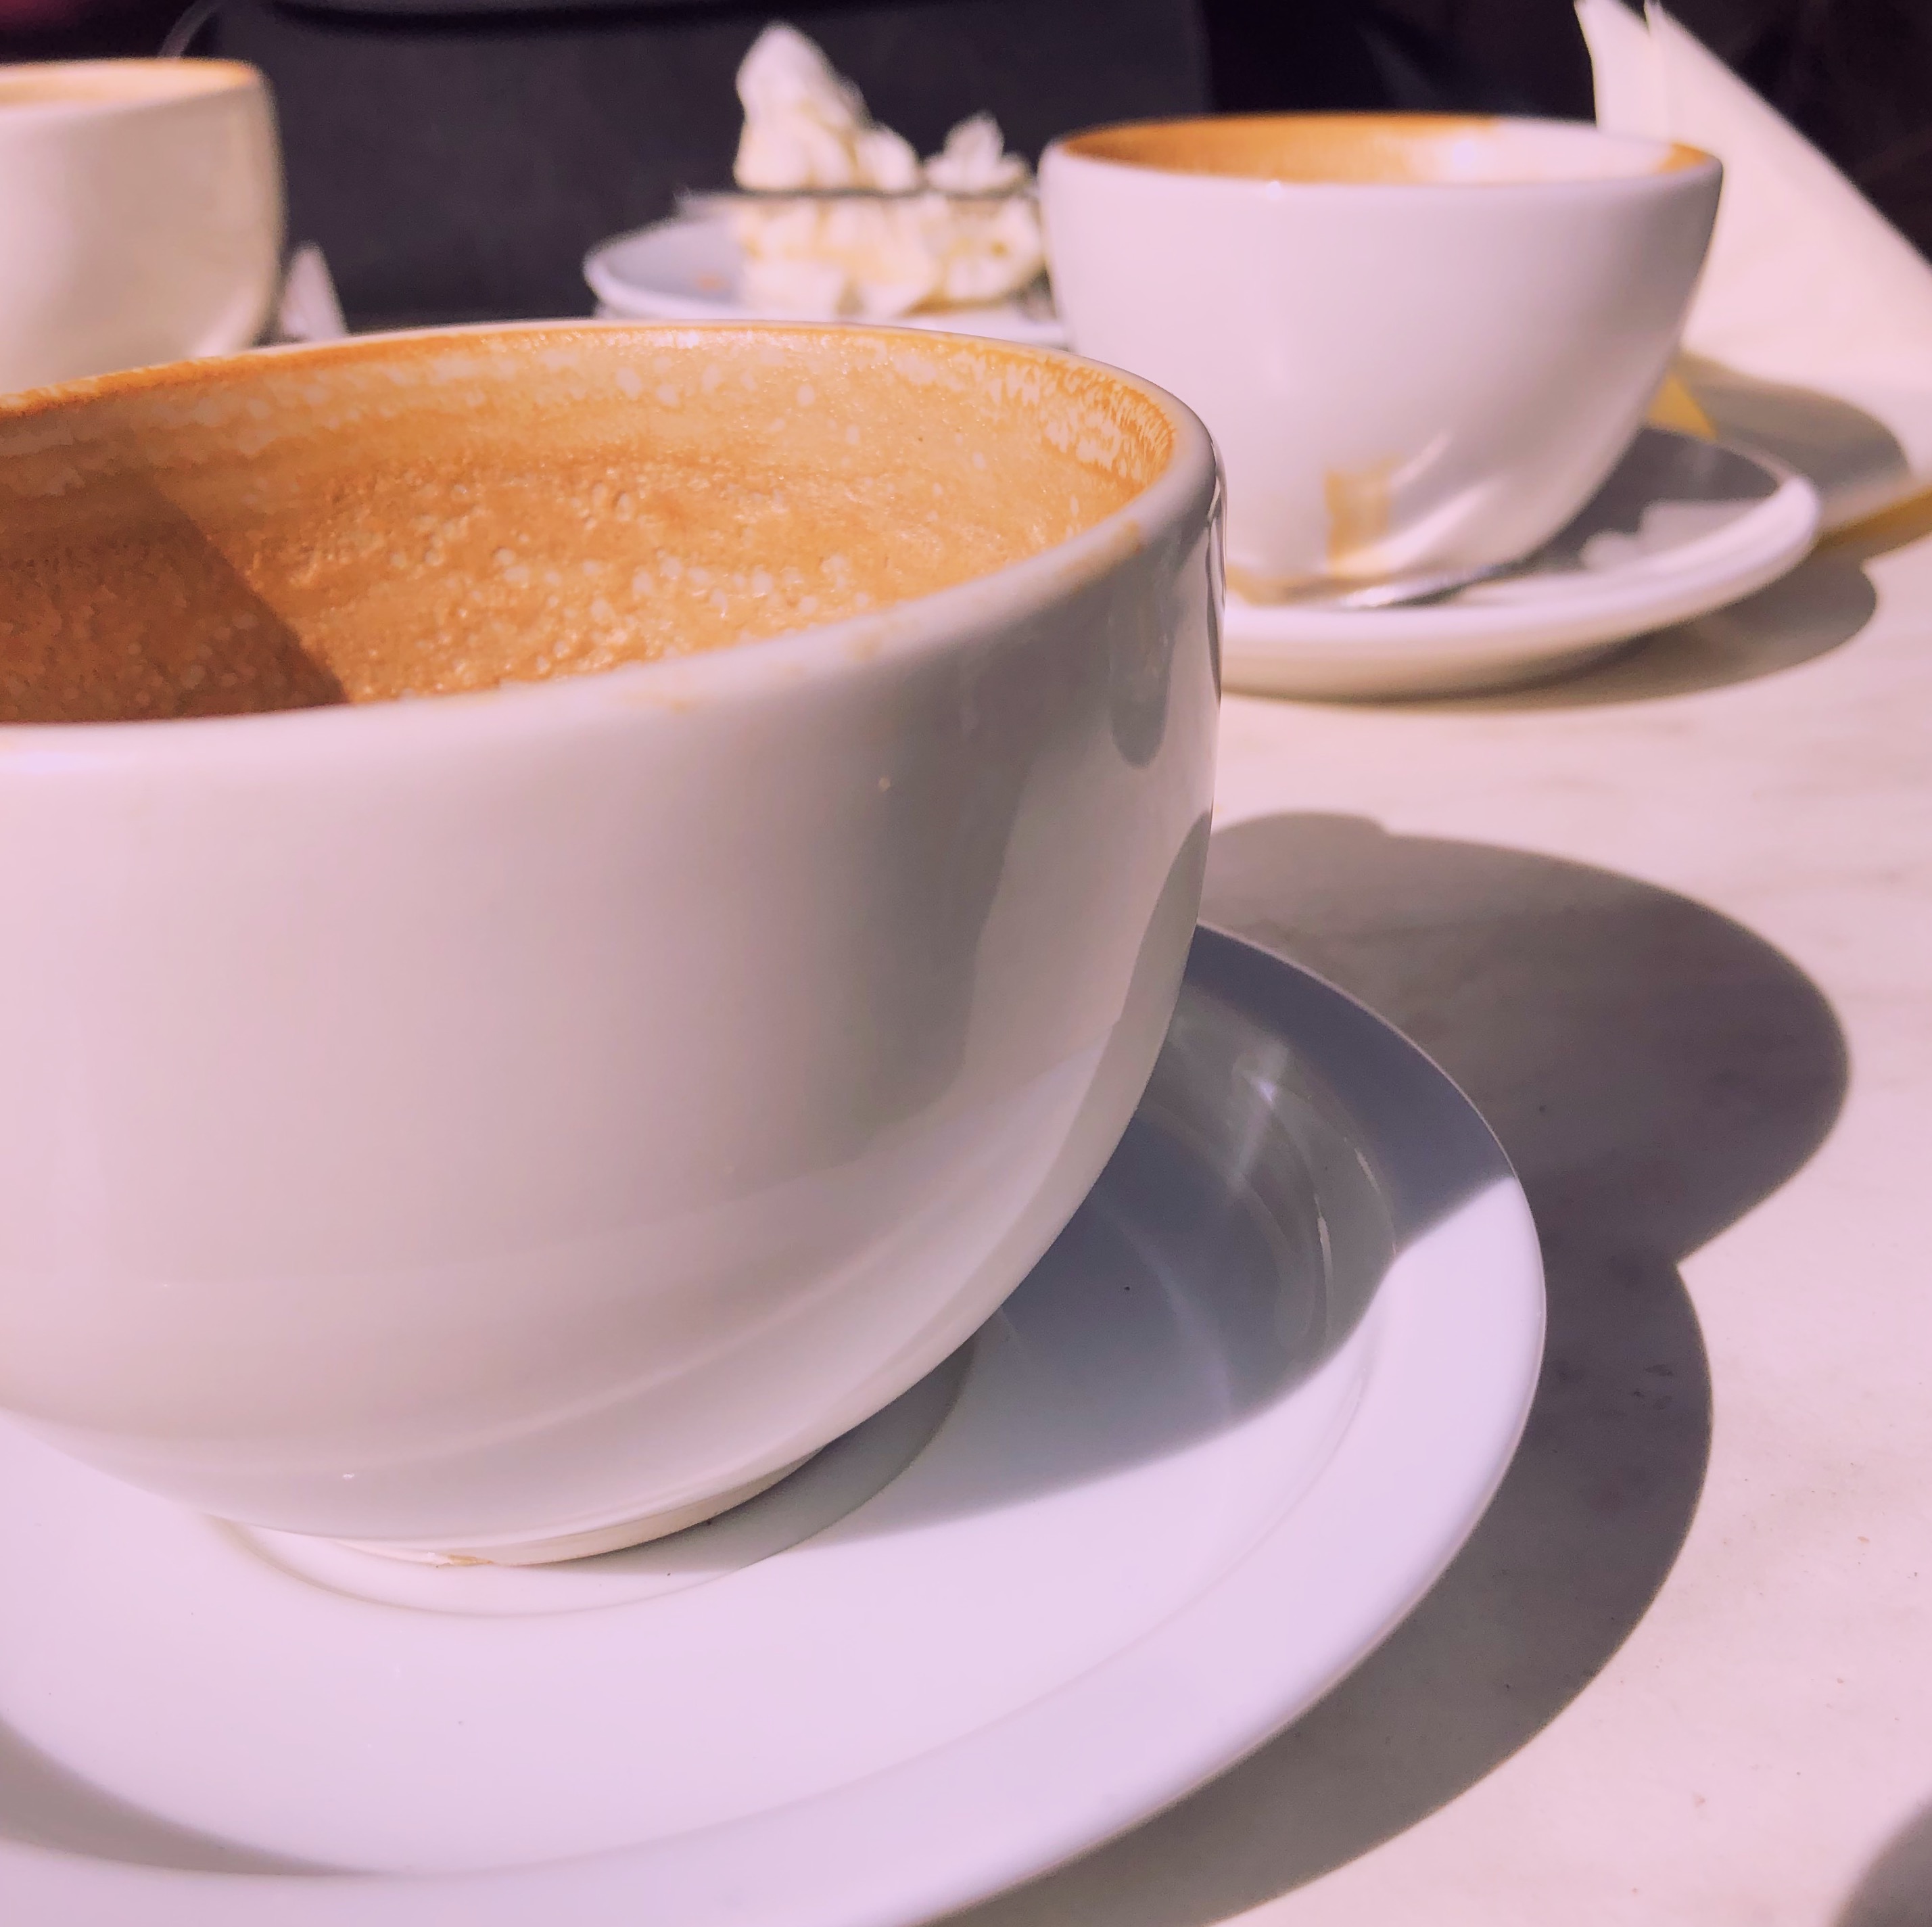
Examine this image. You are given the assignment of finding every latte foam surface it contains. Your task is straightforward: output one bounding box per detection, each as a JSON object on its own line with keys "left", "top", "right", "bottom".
{"left": 0, "top": 325, "right": 1172, "bottom": 722}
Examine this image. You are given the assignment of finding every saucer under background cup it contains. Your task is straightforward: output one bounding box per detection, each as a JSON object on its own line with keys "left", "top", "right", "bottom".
{"left": 1222, "top": 428, "right": 1822, "bottom": 700}
{"left": 0, "top": 930, "right": 1542, "bottom": 1927}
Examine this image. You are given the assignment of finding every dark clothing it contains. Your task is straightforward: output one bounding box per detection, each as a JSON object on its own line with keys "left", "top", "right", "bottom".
{"left": 4, "top": 1, "right": 1928, "bottom": 323}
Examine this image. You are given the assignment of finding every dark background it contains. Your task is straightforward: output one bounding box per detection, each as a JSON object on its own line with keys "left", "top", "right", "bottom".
{"left": 5, "top": 0, "right": 1930, "bottom": 323}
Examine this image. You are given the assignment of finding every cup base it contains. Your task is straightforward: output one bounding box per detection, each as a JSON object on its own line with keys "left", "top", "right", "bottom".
{"left": 331, "top": 1455, "right": 817, "bottom": 1567}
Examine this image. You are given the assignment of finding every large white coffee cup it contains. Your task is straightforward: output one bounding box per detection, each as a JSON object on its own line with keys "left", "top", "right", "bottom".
{"left": 0, "top": 322, "right": 1219, "bottom": 1564}
{"left": 1041, "top": 114, "right": 1722, "bottom": 597}
{"left": 0, "top": 60, "right": 283, "bottom": 395}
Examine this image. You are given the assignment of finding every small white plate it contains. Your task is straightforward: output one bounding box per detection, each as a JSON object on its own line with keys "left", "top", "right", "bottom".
{"left": 1224, "top": 428, "right": 1822, "bottom": 701}
{"left": 585, "top": 215, "right": 1068, "bottom": 346}
{"left": 0, "top": 930, "right": 1542, "bottom": 1927}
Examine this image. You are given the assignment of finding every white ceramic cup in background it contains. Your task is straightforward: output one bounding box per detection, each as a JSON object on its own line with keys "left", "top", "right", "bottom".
{"left": 0, "top": 60, "right": 283, "bottom": 395}
{"left": 1041, "top": 114, "right": 1723, "bottom": 597}
{"left": 0, "top": 322, "right": 1219, "bottom": 1564}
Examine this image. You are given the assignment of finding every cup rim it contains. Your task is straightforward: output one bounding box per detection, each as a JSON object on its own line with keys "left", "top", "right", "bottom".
{"left": 0, "top": 58, "right": 264, "bottom": 121}
{"left": 1045, "top": 110, "right": 1718, "bottom": 194}
{"left": 0, "top": 319, "right": 1217, "bottom": 762}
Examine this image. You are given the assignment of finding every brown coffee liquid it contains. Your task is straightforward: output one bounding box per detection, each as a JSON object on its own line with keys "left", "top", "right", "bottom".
{"left": 0, "top": 326, "right": 1172, "bottom": 724}
{"left": 0, "top": 60, "right": 254, "bottom": 111}
{"left": 1060, "top": 114, "right": 1707, "bottom": 185}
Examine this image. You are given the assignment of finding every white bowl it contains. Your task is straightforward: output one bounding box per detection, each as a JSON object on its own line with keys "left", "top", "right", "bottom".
{"left": 0, "top": 321, "right": 1220, "bottom": 1562}
{"left": 1042, "top": 113, "right": 1722, "bottom": 597}
{"left": 0, "top": 59, "right": 283, "bottom": 394}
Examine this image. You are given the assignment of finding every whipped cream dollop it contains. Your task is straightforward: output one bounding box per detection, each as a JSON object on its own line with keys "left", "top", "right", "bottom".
{"left": 730, "top": 24, "right": 1045, "bottom": 319}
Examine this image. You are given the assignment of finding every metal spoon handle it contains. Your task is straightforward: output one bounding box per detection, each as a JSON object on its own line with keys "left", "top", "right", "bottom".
{"left": 1232, "top": 555, "right": 1537, "bottom": 612}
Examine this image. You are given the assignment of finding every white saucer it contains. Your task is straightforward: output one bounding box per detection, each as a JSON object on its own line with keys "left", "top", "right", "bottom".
{"left": 0, "top": 930, "right": 1542, "bottom": 1927}
{"left": 585, "top": 215, "right": 1069, "bottom": 346}
{"left": 1223, "top": 428, "right": 1823, "bottom": 701}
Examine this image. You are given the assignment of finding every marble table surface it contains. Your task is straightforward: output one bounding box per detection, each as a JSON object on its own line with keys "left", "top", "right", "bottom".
{"left": 954, "top": 495, "right": 1932, "bottom": 1927}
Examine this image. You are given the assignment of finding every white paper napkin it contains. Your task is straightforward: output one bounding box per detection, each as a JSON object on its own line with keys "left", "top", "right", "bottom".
{"left": 1580, "top": 0, "right": 1932, "bottom": 526}
{"left": 270, "top": 243, "right": 348, "bottom": 346}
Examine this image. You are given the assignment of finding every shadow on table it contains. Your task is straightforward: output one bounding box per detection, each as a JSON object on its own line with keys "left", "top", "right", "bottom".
{"left": 1839, "top": 1801, "right": 1932, "bottom": 1927}
{"left": 950, "top": 812, "right": 1847, "bottom": 1927}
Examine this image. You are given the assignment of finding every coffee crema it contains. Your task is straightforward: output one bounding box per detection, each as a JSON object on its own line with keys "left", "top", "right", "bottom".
{"left": 0, "top": 58, "right": 257, "bottom": 112}
{"left": 1060, "top": 113, "right": 1710, "bottom": 186}
{"left": 0, "top": 325, "right": 1172, "bottom": 724}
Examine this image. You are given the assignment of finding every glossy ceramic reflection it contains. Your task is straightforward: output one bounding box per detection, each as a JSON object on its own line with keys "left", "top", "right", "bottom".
{"left": 0, "top": 60, "right": 283, "bottom": 394}
{"left": 0, "top": 322, "right": 1220, "bottom": 1562}
{"left": 0, "top": 933, "right": 1544, "bottom": 1925}
{"left": 1041, "top": 114, "right": 1722, "bottom": 596}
